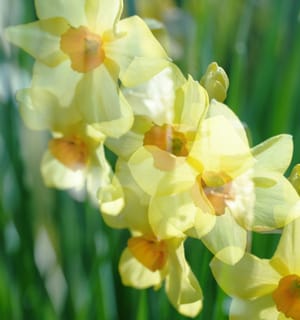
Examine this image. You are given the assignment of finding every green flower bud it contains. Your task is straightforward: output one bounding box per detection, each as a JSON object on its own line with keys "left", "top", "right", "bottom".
{"left": 288, "top": 164, "right": 300, "bottom": 195}
{"left": 200, "top": 62, "right": 229, "bottom": 102}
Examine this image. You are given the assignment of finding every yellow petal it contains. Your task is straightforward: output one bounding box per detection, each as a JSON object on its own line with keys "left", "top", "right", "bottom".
{"left": 85, "top": 0, "right": 123, "bottom": 33}
{"left": 230, "top": 296, "right": 278, "bottom": 320}
{"left": 5, "top": 18, "right": 69, "bottom": 66}
{"left": 189, "top": 115, "right": 253, "bottom": 178}
{"left": 74, "top": 65, "right": 133, "bottom": 137}
{"left": 210, "top": 252, "right": 280, "bottom": 299}
{"left": 165, "top": 241, "right": 203, "bottom": 317}
{"left": 105, "top": 131, "right": 143, "bottom": 160}
{"left": 202, "top": 211, "right": 247, "bottom": 265}
{"left": 98, "top": 175, "right": 124, "bottom": 217}
{"left": 101, "top": 159, "right": 152, "bottom": 233}
{"left": 271, "top": 217, "right": 300, "bottom": 275}
{"left": 87, "top": 145, "right": 119, "bottom": 206}
{"left": 32, "top": 61, "right": 82, "bottom": 107}
{"left": 154, "top": 162, "right": 197, "bottom": 196}
{"left": 173, "top": 75, "right": 209, "bottom": 131}
{"left": 149, "top": 190, "right": 197, "bottom": 239}
{"left": 92, "top": 91, "right": 133, "bottom": 138}
{"left": 252, "top": 172, "right": 300, "bottom": 231}
{"left": 123, "top": 64, "right": 185, "bottom": 125}
{"left": 128, "top": 147, "right": 165, "bottom": 195}
{"left": 106, "top": 15, "right": 168, "bottom": 82}
{"left": 41, "top": 150, "right": 85, "bottom": 190}
{"left": 252, "top": 134, "right": 293, "bottom": 174}
{"left": 120, "top": 57, "right": 173, "bottom": 87}
{"left": 119, "top": 248, "right": 162, "bottom": 289}
{"left": 35, "top": 0, "right": 87, "bottom": 26}
{"left": 17, "top": 88, "right": 81, "bottom": 131}
{"left": 206, "top": 100, "right": 249, "bottom": 145}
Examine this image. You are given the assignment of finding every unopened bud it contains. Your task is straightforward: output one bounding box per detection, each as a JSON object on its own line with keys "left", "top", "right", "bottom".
{"left": 288, "top": 164, "right": 300, "bottom": 195}
{"left": 200, "top": 62, "right": 229, "bottom": 102}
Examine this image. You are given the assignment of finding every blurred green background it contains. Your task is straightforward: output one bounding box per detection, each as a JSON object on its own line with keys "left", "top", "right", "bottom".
{"left": 1, "top": 0, "right": 300, "bottom": 319}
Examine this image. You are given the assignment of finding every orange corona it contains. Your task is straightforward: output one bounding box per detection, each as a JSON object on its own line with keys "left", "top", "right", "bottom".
{"left": 143, "top": 124, "right": 189, "bottom": 157}
{"left": 60, "top": 26, "right": 105, "bottom": 73}
{"left": 49, "top": 135, "right": 89, "bottom": 171}
{"left": 197, "top": 174, "right": 233, "bottom": 216}
{"left": 272, "top": 274, "right": 300, "bottom": 320}
{"left": 128, "top": 236, "right": 168, "bottom": 272}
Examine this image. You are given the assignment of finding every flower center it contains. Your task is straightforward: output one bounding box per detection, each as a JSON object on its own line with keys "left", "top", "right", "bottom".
{"left": 60, "top": 26, "right": 105, "bottom": 73}
{"left": 127, "top": 236, "right": 168, "bottom": 272}
{"left": 197, "top": 172, "right": 234, "bottom": 215}
{"left": 272, "top": 274, "right": 300, "bottom": 320}
{"left": 143, "top": 124, "right": 189, "bottom": 157}
{"left": 49, "top": 135, "right": 89, "bottom": 171}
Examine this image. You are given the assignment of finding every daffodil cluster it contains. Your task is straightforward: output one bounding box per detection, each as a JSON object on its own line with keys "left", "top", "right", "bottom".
{"left": 6, "top": 0, "right": 300, "bottom": 318}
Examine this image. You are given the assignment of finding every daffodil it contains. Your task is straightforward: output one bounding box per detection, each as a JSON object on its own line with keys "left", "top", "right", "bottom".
{"left": 125, "top": 73, "right": 209, "bottom": 195}
{"left": 17, "top": 87, "right": 123, "bottom": 208}
{"left": 119, "top": 233, "right": 203, "bottom": 317}
{"left": 105, "top": 62, "right": 187, "bottom": 160}
{"left": 130, "top": 98, "right": 300, "bottom": 264}
{"left": 211, "top": 216, "right": 300, "bottom": 320}
{"left": 107, "top": 161, "right": 202, "bottom": 317}
{"left": 5, "top": 0, "right": 169, "bottom": 137}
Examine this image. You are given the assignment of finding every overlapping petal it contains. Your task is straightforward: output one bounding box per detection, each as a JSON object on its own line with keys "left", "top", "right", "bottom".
{"left": 206, "top": 100, "right": 249, "bottom": 145}
{"left": 128, "top": 147, "right": 166, "bottom": 195}
{"left": 5, "top": 18, "right": 68, "bottom": 66}
{"left": 85, "top": 0, "right": 122, "bottom": 33}
{"left": 41, "top": 150, "right": 86, "bottom": 190}
{"left": 189, "top": 115, "right": 253, "bottom": 179}
{"left": 173, "top": 75, "right": 208, "bottom": 130}
{"left": 87, "top": 145, "right": 123, "bottom": 207}
{"left": 74, "top": 65, "right": 133, "bottom": 137}
{"left": 99, "top": 159, "right": 152, "bottom": 233}
{"left": 17, "top": 88, "right": 81, "bottom": 131}
{"left": 210, "top": 252, "right": 280, "bottom": 299}
{"left": 251, "top": 172, "right": 300, "bottom": 231}
{"left": 271, "top": 217, "right": 300, "bottom": 275}
{"left": 106, "top": 15, "right": 169, "bottom": 82}
{"left": 252, "top": 134, "right": 293, "bottom": 174}
{"left": 35, "top": 0, "right": 87, "bottom": 26}
{"left": 201, "top": 211, "right": 247, "bottom": 264}
{"left": 230, "top": 296, "right": 278, "bottom": 320}
{"left": 32, "top": 61, "right": 82, "bottom": 107}
{"left": 165, "top": 240, "right": 203, "bottom": 317}
{"left": 119, "top": 248, "right": 162, "bottom": 289}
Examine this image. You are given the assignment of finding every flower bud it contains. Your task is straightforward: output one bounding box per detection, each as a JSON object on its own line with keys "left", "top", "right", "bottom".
{"left": 288, "top": 164, "right": 300, "bottom": 195}
{"left": 200, "top": 62, "right": 229, "bottom": 102}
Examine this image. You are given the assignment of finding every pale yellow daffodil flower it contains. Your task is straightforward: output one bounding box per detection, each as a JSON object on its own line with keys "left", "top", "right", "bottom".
{"left": 5, "top": 0, "right": 169, "bottom": 137}
{"left": 17, "top": 87, "right": 123, "bottom": 208}
{"left": 105, "top": 160, "right": 203, "bottom": 317}
{"left": 129, "top": 98, "right": 300, "bottom": 265}
{"left": 211, "top": 216, "right": 300, "bottom": 320}
{"left": 105, "top": 62, "right": 187, "bottom": 160}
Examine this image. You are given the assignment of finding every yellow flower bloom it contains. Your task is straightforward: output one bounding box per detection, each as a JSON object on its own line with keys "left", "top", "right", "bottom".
{"left": 126, "top": 73, "right": 209, "bottom": 195}
{"left": 17, "top": 87, "right": 123, "bottom": 208}
{"left": 105, "top": 63, "right": 186, "bottom": 160}
{"left": 119, "top": 234, "right": 203, "bottom": 318}
{"left": 100, "top": 159, "right": 202, "bottom": 317}
{"left": 210, "top": 216, "right": 300, "bottom": 319}
{"left": 5, "top": 0, "right": 169, "bottom": 137}
{"left": 129, "top": 98, "right": 300, "bottom": 264}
